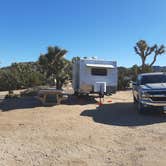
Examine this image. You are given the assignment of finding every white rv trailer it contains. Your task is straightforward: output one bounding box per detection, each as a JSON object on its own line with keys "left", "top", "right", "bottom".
{"left": 72, "top": 58, "right": 118, "bottom": 96}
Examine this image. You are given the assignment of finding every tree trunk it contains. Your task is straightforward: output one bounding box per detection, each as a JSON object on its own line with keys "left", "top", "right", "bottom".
{"left": 56, "top": 79, "right": 60, "bottom": 89}
{"left": 141, "top": 58, "right": 146, "bottom": 72}
{"left": 149, "top": 54, "right": 157, "bottom": 67}
{"left": 56, "top": 79, "right": 63, "bottom": 89}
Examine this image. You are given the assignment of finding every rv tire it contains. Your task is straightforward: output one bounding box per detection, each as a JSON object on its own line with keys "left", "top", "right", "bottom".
{"left": 74, "top": 91, "right": 79, "bottom": 96}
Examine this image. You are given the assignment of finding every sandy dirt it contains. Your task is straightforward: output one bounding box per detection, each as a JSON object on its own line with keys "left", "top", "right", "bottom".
{"left": 0, "top": 91, "right": 166, "bottom": 166}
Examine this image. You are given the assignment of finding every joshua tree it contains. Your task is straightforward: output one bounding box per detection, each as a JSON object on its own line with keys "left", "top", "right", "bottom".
{"left": 39, "top": 46, "right": 71, "bottom": 89}
{"left": 134, "top": 40, "right": 165, "bottom": 72}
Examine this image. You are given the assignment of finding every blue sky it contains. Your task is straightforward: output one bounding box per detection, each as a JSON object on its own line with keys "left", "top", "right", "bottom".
{"left": 0, "top": 0, "right": 166, "bottom": 67}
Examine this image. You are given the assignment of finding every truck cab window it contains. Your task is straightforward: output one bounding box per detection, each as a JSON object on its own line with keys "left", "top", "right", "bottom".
{"left": 141, "top": 75, "right": 166, "bottom": 85}
{"left": 91, "top": 68, "right": 107, "bottom": 76}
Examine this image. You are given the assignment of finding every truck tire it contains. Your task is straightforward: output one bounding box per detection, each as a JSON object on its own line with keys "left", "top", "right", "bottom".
{"left": 137, "top": 102, "right": 146, "bottom": 114}
{"left": 133, "top": 96, "right": 137, "bottom": 104}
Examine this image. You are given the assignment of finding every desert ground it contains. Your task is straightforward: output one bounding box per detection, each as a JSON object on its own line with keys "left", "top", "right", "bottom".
{"left": 0, "top": 90, "right": 166, "bottom": 166}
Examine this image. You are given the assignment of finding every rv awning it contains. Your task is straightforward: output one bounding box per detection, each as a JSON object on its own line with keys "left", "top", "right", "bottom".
{"left": 86, "top": 64, "right": 114, "bottom": 68}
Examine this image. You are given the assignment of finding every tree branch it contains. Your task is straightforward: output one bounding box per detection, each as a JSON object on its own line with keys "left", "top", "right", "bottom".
{"left": 134, "top": 46, "right": 141, "bottom": 56}
{"left": 150, "top": 45, "right": 165, "bottom": 67}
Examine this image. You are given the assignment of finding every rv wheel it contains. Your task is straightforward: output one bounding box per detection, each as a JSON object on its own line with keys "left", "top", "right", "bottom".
{"left": 74, "top": 91, "right": 82, "bottom": 97}
{"left": 74, "top": 91, "right": 79, "bottom": 96}
{"left": 106, "top": 93, "right": 112, "bottom": 96}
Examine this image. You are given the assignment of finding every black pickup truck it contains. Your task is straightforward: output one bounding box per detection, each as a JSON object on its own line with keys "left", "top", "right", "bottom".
{"left": 132, "top": 72, "right": 166, "bottom": 113}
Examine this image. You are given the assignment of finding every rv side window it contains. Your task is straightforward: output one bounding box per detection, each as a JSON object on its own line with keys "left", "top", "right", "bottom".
{"left": 91, "top": 68, "right": 107, "bottom": 76}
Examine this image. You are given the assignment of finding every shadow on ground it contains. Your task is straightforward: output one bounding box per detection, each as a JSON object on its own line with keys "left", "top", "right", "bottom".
{"left": 0, "top": 97, "right": 42, "bottom": 112}
{"left": 62, "top": 95, "right": 97, "bottom": 105}
{"left": 0, "top": 95, "right": 98, "bottom": 112}
{"left": 80, "top": 102, "right": 166, "bottom": 126}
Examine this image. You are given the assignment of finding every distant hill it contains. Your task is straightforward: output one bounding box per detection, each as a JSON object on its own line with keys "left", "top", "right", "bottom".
{"left": 153, "top": 66, "right": 166, "bottom": 72}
